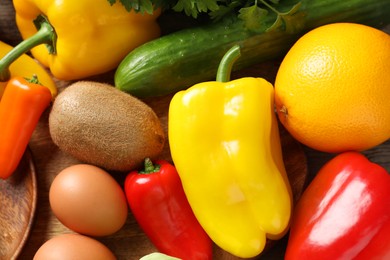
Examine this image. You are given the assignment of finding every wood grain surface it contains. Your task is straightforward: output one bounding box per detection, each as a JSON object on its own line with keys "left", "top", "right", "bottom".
{"left": 13, "top": 63, "right": 308, "bottom": 260}
{"left": 14, "top": 60, "right": 390, "bottom": 260}
{"left": 1, "top": 2, "right": 390, "bottom": 259}
{"left": 14, "top": 64, "right": 390, "bottom": 260}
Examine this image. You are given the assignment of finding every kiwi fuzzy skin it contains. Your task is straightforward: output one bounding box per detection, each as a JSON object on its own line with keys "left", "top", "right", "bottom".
{"left": 49, "top": 81, "right": 165, "bottom": 172}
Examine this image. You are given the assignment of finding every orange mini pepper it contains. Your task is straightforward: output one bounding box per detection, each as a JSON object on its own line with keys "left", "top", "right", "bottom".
{"left": 0, "top": 76, "right": 52, "bottom": 179}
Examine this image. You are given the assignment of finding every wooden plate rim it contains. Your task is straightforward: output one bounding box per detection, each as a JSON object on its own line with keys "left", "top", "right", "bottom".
{"left": 11, "top": 148, "right": 38, "bottom": 259}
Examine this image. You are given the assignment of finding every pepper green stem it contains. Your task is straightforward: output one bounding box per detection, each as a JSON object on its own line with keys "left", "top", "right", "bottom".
{"left": 140, "top": 158, "right": 161, "bottom": 174}
{"left": 216, "top": 45, "right": 241, "bottom": 83}
{"left": 26, "top": 74, "right": 41, "bottom": 85}
{"left": 0, "top": 15, "right": 56, "bottom": 82}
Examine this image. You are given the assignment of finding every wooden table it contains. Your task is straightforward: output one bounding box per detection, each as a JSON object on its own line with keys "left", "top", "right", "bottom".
{"left": 17, "top": 64, "right": 309, "bottom": 260}
{"left": 1, "top": 2, "right": 389, "bottom": 259}
{"left": 17, "top": 76, "right": 390, "bottom": 260}
{"left": 18, "top": 61, "right": 390, "bottom": 260}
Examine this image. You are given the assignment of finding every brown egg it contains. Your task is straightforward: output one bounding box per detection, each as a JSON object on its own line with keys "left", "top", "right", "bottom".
{"left": 49, "top": 164, "right": 128, "bottom": 236}
{"left": 33, "top": 233, "right": 116, "bottom": 260}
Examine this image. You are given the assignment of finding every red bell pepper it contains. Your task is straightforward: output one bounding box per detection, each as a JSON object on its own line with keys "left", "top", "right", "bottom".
{"left": 285, "top": 151, "right": 390, "bottom": 260}
{"left": 124, "top": 158, "right": 213, "bottom": 260}
{"left": 0, "top": 76, "right": 52, "bottom": 179}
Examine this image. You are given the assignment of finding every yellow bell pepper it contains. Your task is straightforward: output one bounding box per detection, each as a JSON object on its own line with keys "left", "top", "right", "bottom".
{"left": 0, "top": 40, "right": 56, "bottom": 99}
{"left": 168, "top": 45, "right": 292, "bottom": 258}
{"left": 0, "top": 0, "right": 160, "bottom": 81}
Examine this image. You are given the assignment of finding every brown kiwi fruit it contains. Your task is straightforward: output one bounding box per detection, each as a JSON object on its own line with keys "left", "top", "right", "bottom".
{"left": 49, "top": 81, "right": 165, "bottom": 172}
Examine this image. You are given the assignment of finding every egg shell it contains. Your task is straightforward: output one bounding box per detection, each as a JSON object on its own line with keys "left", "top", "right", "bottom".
{"left": 49, "top": 164, "right": 128, "bottom": 236}
{"left": 33, "top": 233, "right": 116, "bottom": 260}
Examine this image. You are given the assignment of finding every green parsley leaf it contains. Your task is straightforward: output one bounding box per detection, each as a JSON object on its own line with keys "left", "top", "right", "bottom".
{"left": 282, "top": 2, "right": 305, "bottom": 33}
{"left": 209, "top": 1, "right": 242, "bottom": 21}
{"left": 238, "top": 5, "right": 269, "bottom": 31}
{"left": 267, "top": 2, "right": 303, "bottom": 33}
{"left": 108, "top": 0, "right": 170, "bottom": 14}
{"left": 106, "top": 0, "right": 303, "bottom": 33}
{"left": 173, "top": 0, "right": 220, "bottom": 18}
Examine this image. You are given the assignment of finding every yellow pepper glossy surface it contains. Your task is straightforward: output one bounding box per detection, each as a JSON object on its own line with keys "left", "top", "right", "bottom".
{"left": 169, "top": 77, "right": 292, "bottom": 258}
{"left": 12, "top": 0, "right": 161, "bottom": 80}
{"left": 0, "top": 40, "right": 56, "bottom": 98}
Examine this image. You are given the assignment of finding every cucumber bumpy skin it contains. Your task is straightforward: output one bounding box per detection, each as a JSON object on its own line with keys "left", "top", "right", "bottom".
{"left": 115, "top": 0, "right": 390, "bottom": 98}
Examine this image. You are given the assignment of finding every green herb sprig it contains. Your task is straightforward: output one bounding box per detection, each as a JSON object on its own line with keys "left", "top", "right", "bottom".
{"left": 108, "top": 0, "right": 302, "bottom": 32}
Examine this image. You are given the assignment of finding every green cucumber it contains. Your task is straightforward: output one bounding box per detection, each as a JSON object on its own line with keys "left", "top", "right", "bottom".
{"left": 115, "top": 0, "right": 390, "bottom": 98}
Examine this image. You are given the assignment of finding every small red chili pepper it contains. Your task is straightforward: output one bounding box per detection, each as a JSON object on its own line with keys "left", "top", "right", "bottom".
{"left": 285, "top": 151, "right": 390, "bottom": 260}
{"left": 0, "top": 76, "right": 52, "bottom": 179}
{"left": 124, "top": 158, "right": 213, "bottom": 260}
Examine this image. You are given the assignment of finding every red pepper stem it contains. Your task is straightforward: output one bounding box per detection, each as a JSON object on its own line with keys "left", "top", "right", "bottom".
{"left": 216, "top": 45, "right": 241, "bottom": 83}
{"left": 0, "top": 15, "right": 56, "bottom": 82}
{"left": 140, "top": 158, "right": 161, "bottom": 174}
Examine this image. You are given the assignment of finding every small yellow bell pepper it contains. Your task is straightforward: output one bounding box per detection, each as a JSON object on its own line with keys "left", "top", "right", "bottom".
{"left": 0, "top": 40, "right": 56, "bottom": 99}
{"left": 0, "top": 0, "right": 160, "bottom": 81}
{"left": 168, "top": 45, "right": 292, "bottom": 258}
